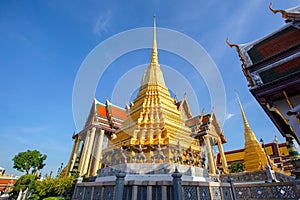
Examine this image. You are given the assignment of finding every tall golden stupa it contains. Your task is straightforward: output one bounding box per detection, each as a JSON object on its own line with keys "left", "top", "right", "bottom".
{"left": 103, "top": 16, "right": 201, "bottom": 166}
{"left": 66, "top": 17, "right": 228, "bottom": 177}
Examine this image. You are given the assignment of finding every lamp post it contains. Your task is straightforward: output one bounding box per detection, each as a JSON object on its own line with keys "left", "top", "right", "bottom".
{"left": 260, "top": 138, "right": 273, "bottom": 170}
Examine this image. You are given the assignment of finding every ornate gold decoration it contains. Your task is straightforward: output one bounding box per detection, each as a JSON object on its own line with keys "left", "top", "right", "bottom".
{"left": 283, "top": 90, "right": 300, "bottom": 123}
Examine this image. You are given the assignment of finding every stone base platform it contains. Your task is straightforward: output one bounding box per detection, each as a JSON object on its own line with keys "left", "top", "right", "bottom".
{"left": 73, "top": 176, "right": 232, "bottom": 200}
{"left": 96, "top": 163, "right": 210, "bottom": 182}
{"left": 73, "top": 164, "right": 300, "bottom": 199}
{"left": 72, "top": 163, "right": 234, "bottom": 200}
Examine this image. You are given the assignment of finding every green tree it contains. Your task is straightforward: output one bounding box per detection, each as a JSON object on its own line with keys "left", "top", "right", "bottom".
{"left": 36, "top": 175, "right": 76, "bottom": 199}
{"left": 230, "top": 161, "right": 245, "bottom": 173}
{"left": 11, "top": 174, "right": 77, "bottom": 199}
{"left": 12, "top": 150, "right": 47, "bottom": 174}
{"left": 10, "top": 174, "right": 38, "bottom": 199}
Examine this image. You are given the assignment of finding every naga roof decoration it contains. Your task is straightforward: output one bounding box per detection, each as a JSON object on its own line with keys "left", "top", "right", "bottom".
{"left": 269, "top": 3, "right": 300, "bottom": 22}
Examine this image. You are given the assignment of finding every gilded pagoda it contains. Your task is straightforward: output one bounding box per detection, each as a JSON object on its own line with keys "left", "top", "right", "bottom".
{"left": 66, "top": 17, "right": 228, "bottom": 177}
{"left": 236, "top": 95, "right": 278, "bottom": 172}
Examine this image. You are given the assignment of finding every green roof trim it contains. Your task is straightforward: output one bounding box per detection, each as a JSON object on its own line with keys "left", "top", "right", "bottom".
{"left": 248, "top": 26, "right": 297, "bottom": 64}
{"left": 259, "top": 63, "right": 300, "bottom": 83}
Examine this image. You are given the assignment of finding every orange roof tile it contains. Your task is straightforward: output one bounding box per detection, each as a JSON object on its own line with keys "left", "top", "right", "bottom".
{"left": 96, "top": 104, "right": 107, "bottom": 117}
{"left": 110, "top": 106, "right": 127, "bottom": 120}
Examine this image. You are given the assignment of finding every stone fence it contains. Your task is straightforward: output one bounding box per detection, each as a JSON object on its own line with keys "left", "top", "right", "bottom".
{"left": 73, "top": 171, "right": 233, "bottom": 200}
{"left": 73, "top": 170, "right": 300, "bottom": 200}
{"left": 219, "top": 170, "right": 295, "bottom": 183}
{"left": 220, "top": 170, "right": 300, "bottom": 200}
{"left": 234, "top": 181, "right": 299, "bottom": 200}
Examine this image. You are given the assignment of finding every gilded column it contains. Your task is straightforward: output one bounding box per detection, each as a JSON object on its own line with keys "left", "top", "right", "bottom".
{"left": 67, "top": 136, "right": 81, "bottom": 175}
{"left": 83, "top": 127, "right": 96, "bottom": 176}
{"left": 204, "top": 135, "right": 216, "bottom": 174}
{"left": 217, "top": 137, "right": 228, "bottom": 174}
{"left": 92, "top": 129, "right": 105, "bottom": 176}
{"left": 78, "top": 130, "right": 91, "bottom": 176}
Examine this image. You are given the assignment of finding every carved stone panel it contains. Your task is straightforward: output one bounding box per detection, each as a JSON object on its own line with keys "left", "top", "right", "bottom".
{"left": 236, "top": 187, "right": 249, "bottom": 199}
{"left": 85, "top": 187, "right": 92, "bottom": 199}
{"left": 183, "top": 186, "right": 197, "bottom": 200}
{"left": 221, "top": 187, "right": 232, "bottom": 200}
{"left": 198, "top": 186, "right": 211, "bottom": 200}
{"left": 211, "top": 187, "right": 221, "bottom": 200}
{"left": 93, "top": 186, "right": 102, "bottom": 200}
{"left": 271, "top": 185, "right": 296, "bottom": 199}
{"left": 103, "top": 186, "right": 114, "bottom": 200}
{"left": 250, "top": 186, "right": 269, "bottom": 199}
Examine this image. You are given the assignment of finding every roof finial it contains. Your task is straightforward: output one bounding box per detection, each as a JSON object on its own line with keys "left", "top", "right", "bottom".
{"left": 150, "top": 15, "right": 158, "bottom": 64}
{"left": 269, "top": 3, "right": 287, "bottom": 18}
{"left": 201, "top": 108, "right": 205, "bottom": 117}
{"left": 226, "top": 38, "right": 254, "bottom": 87}
{"left": 173, "top": 94, "right": 177, "bottom": 104}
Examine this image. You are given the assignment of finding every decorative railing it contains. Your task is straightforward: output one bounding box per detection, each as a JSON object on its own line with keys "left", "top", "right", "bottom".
{"left": 73, "top": 170, "right": 299, "bottom": 200}
{"left": 235, "top": 182, "right": 298, "bottom": 199}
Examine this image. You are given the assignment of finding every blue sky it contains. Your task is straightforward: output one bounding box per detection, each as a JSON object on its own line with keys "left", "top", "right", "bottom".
{"left": 0, "top": 1, "right": 299, "bottom": 176}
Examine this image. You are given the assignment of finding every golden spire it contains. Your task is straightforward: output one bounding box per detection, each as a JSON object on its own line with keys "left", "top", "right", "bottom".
{"left": 141, "top": 15, "right": 166, "bottom": 86}
{"left": 235, "top": 93, "right": 257, "bottom": 142}
{"left": 150, "top": 15, "right": 158, "bottom": 64}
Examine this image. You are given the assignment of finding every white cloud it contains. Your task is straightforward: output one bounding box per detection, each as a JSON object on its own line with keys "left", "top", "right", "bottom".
{"left": 225, "top": 113, "right": 235, "bottom": 120}
{"left": 20, "top": 126, "right": 45, "bottom": 134}
{"left": 93, "top": 11, "right": 111, "bottom": 37}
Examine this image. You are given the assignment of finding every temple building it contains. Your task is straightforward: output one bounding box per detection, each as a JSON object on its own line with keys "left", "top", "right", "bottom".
{"left": 70, "top": 16, "right": 300, "bottom": 200}
{"left": 0, "top": 167, "right": 17, "bottom": 196}
{"left": 66, "top": 99, "right": 127, "bottom": 177}
{"left": 227, "top": 3, "right": 300, "bottom": 146}
{"left": 66, "top": 17, "right": 228, "bottom": 178}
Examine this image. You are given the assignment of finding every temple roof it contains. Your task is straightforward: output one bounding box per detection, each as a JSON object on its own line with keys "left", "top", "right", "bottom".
{"left": 175, "top": 94, "right": 193, "bottom": 120}
{"left": 227, "top": 4, "right": 300, "bottom": 88}
{"left": 227, "top": 24, "right": 300, "bottom": 68}
{"left": 227, "top": 4, "right": 300, "bottom": 68}
{"left": 84, "top": 98, "right": 127, "bottom": 131}
{"left": 185, "top": 110, "right": 225, "bottom": 142}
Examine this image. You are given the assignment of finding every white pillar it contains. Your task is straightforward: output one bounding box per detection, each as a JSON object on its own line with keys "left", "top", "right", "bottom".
{"left": 204, "top": 135, "right": 216, "bottom": 174}
{"left": 83, "top": 127, "right": 96, "bottom": 176}
{"left": 78, "top": 130, "right": 91, "bottom": 176}
{"left": 92, "top": 129, "right": 105, "bottom": 176}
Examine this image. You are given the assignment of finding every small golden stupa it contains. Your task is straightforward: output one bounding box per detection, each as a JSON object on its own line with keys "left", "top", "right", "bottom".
{"left": 236, "top": 95, "right": 278, "bottom": 172}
